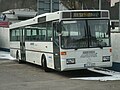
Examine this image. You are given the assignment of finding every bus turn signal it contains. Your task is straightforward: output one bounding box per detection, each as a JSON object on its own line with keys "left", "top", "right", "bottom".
{"left": 60, "top": 52, "right": 67, "bottom": 55}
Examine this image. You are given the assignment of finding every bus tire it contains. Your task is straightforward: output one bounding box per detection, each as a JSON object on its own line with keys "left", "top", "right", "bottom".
{"left": 41, "top": 55, "right": 50, "bottom": 72}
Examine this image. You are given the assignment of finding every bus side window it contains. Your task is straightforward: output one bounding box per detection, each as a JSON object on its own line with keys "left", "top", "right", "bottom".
{"left": 16, "top": 29, "right": 20, "bottom": 41}
{"left": 26, "top": 29, "right": 31, "bottom": 41}
{"left": 31, "top": 29, "right": 37, "bottom": 41}
{"left": 41, "top": 29, "right": 46, "bottom": 41}
{"left": 10, "top": 29, "right": 16, "bottom": 41}
{"left": 41, "top": 35, "right": 45, "bottom": 40}
{"left": 10, "top": 29, "right": 20, "bottom": 41}
{"left": 36, "top": 35, "right": 40, "bottom": 41}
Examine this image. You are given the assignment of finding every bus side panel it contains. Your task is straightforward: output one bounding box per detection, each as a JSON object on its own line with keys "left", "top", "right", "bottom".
{"left": 25, "top": 42, "right": 55, "bottom": 69}
{"left": 10, "top": 42, "right": 20, "bottom": 58}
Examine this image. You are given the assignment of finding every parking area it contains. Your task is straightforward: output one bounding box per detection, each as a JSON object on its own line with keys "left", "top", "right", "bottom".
{"left": 0, "top": 60, "right": 120, "bottom": 90}
{"left": 0, "top": 51, "right": 120, "bottom": 90}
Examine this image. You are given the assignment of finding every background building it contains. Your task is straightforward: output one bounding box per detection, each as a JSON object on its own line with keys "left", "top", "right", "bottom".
{"left": 0, "top": 0, "right": 118, "bottom": 20}
{"left": 110, "top": 2, "right": 119, "bottom": 20}
{"left": 0, "top": 9, "right": 37, "bottom": 51}
{"left": 60, "top": 0, "right": 110, "bottom": 10}
{"left": 37, "top": 0, "right": 59, "bottom": 15}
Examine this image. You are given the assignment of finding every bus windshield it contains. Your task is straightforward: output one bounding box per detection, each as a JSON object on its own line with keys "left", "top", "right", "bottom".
{"left": 61, "top": 20, "right": 110, "bottom": 49}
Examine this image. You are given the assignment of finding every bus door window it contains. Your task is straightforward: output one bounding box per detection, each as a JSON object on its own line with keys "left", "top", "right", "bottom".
{"left": 53, "top": 22, "right": 60, "bottom": 47}
{"left": 61, "top": 22, "right": 71, "bottom": 48}
{"left": 47, "top": 22, "right": 52, "bottom": 41}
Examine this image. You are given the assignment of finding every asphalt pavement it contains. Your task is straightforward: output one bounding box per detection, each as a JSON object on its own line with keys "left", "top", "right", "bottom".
{"left": 0, "top": 50, "right": 120, "bottom": 90}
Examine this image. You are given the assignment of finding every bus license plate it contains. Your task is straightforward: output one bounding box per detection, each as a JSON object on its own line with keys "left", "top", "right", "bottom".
{"left": 84, "top": 63, "right": 95, "bottom": 68}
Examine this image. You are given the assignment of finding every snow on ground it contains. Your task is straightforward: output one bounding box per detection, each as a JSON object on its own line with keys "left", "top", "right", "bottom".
{"left": 70, "top": 68, "right": 120, "bottom": 81}
{"left": 0, "top": 51, "right": 15, "bottom": 60}
{"left": 70, "top": 75, "right": 120, "bottom": 81}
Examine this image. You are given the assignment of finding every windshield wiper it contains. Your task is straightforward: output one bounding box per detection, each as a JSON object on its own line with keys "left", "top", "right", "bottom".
{"left": 98, "top": 44, "right": 103, "bottom": 49}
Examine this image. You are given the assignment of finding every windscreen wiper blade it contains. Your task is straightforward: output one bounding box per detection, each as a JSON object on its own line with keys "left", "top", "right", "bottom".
{"left": 98, "top": 44, "right": 103, "bottom": 49}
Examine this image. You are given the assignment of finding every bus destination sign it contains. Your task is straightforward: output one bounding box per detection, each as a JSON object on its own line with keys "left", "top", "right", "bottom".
{"left": 71, "top": 12, "right": 101, "bottom": 18}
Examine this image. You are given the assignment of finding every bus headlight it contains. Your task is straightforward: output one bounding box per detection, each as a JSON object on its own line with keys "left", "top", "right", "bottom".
{"left": 102, "top": 56, "right": 110, "bottom": 62}
{"left": 66, "top": 58, "right": 75, "bottom": 64}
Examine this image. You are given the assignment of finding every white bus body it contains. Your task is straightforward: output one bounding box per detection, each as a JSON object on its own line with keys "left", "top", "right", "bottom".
{"left": 10, "top": 10, "right": 112, "bottom": 71}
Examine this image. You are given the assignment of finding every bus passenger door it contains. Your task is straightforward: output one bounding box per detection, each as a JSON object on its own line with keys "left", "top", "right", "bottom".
{"left": 53, "top": 22, "right": 61, "bottom": 71}
{"left": 20, "top": 28, "right": 26, "bottom": 61}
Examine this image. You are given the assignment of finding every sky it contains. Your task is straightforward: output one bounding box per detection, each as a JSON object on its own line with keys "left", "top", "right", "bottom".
{"left": 111, "top": 0, "right": 119, "bottom": 6}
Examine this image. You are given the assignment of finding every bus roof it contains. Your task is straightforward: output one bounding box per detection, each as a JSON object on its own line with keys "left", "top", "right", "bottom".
{"left": 10, "top": 10, "right": 109, "bottom": 29}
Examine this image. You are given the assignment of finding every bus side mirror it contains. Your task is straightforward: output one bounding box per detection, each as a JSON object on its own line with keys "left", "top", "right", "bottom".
{"left": 53, "top": 22, "right": 62, "bottom": 33}
{"left": 111, "top": 22, "right": 115, "bottom": 29}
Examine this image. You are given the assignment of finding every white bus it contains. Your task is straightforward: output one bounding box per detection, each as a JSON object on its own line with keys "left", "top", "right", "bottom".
{"left": 10, "top": 10, "right": 112, "bottom": 71}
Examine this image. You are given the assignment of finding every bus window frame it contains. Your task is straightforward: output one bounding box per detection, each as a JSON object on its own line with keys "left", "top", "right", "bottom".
{"left": 60, "top": 19, "right": 111, "bottom": 49}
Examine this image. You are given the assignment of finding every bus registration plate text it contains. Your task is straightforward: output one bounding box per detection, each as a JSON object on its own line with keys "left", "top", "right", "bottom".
{"left": 84, "top": 63, "right": 95, "bottom": 68}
